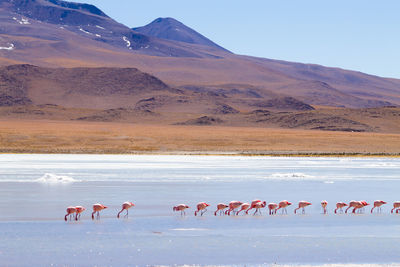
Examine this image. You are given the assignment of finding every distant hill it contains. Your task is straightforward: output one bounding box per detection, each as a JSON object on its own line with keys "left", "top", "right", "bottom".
{"left": 0, "top": 0, "right": 226, "bottom": 58}
{"left": 133, "top": 17, "right": 230, "bottom": 52}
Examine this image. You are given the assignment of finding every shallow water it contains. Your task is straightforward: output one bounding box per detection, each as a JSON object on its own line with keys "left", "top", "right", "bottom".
{"left": 0, "top": 155, "right": 399, "bottom": 266}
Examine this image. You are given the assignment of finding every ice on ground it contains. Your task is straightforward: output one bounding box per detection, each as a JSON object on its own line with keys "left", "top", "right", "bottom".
{"left": 96, "top": 25, "right": 105, "bottom": 30}
{"left": 34, "top": 173, "right": 80, "bottom": 184}
{"left": 0, "top": 43, "right": 14, "bottom": 51}
{"left": 122, "top": 36, "right": 131, "bottom": 48}
{"left": 270, "top": 172, "right": 315, "bottom": 180}
{"left": 79, "top": 27, "right": 93, "bottom": 35}
{"left": 13, "top": 17, "right": 30, "bottom": 25}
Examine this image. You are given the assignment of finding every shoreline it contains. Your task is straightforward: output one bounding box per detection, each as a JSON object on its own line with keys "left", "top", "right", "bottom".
{"left": 0, "top": 150, "right": 399, "bottom": 157}
{"left": 1, "top": 120, "right": 399, "bottom": 157}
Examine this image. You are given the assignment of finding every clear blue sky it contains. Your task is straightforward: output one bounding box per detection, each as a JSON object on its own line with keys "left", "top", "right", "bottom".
{"left": 71, "top": 0, "right": 400, "bottom": 79}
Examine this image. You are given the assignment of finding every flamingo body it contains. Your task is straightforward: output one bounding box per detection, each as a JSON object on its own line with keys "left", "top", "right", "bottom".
{"left": 321, "top": 200, "right": 328, "bottom": 214}
{"left": 92, "top": 203, "right": 107, "bottom": 220}
{"left": 173, "top": 204, "right": 189, "bottom": 216}
{"left": 294, "top": 201, "right": 312, "bottom": 214}
{"left": 371, "top": 200, "right": 386, "bottom": 213}
{"left": 391, "top": 201, "right": 400, "bottom": 213}
{"left": 251, "top": 201, "right": 266, "bottom": 215}
{"left": 267, "top": 203, "right": 278, "bottom": 215}
{"left": 276, "top": 200, "right": 292, "bottom": 214}
{"left": 65, "top": 206, "right": 77, "bottom": 221}
{"left": 75, "top": 206, "right": 85, "bottom": 221}
{"left": 195, "top": 202, "right": 210, "bottom": 216}
{"left": 226, "top": 201, "right": 243, "bottom": 215}
{"left": 334, "top": 202, "right": 348, "bottom": 214}
{"left": 214, "top": 203, "right": 228, "bottom": 216}
{"left": 246, "top": 200, "right": 266, "bottom": 214}
{"left": 117, "top": 202, "right": 135, "bottom": 218}
{"left": 236, "top": 203, "right": 250, "bottom": 215}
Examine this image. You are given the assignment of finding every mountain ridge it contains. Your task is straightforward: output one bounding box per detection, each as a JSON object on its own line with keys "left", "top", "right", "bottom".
{"left": 133, "top": 17, "right": 230, "bottom": 52}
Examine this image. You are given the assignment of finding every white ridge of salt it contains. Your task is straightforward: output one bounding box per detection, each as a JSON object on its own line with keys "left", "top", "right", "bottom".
{"left": 35, "top": 173, "right": 80, "bottom": 184}
{"left": 122, "top": 36, "right": 131, "bottom": 48}
{"left": 0, "top": 43, "right": 14, "bottom": 51}
{"left": 96, "top": 25, "right": 105, "bottom": 30}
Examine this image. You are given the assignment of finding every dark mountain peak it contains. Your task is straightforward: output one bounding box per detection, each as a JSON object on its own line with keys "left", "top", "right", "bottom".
{"left": 6, "top": 0, "right": 108, "bottom": 18}
{"left": 133, "top": 17, "right": 230, "bottom": 53}
{"left": 153, "top": 17, "right": 177, "bottom": 24}
{"left": 47, "top": 0, "right": 108, "bottom": 17}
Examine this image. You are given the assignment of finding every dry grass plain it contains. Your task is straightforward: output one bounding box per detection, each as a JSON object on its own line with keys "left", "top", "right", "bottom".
{"left": 0, "top": 119, "right": 399, "bottom": 155}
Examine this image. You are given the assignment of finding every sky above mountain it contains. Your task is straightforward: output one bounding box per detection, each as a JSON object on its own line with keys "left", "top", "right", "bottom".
{"left": 69, "top": 0, "right": 400, "bottom": 78}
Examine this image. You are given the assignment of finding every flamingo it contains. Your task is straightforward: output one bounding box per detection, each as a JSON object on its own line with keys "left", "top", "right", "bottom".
{"left": 75, "top": 206, "right": 85, "bottom": 221}
{"left": 321, "top": 200, "right": 328, "bottom": 214}
{"left": 236, "top": 203, "right": 251, "bottom": 215}
{"left": 371, "top": 200, "right": 386, "bottom": 213}
{"left": 352, "top": 201, "right": 369, "bottom": 214}
{"left": 251, "top": 201, "right": 266, "bottom": 215}
{"left": 64, "top": 206, "right": 77, "bottom": 221}
{"left": 195, "top": 202, "right": 210, "bottom": 216}
{"left": 173, "top": 204, "right": 189, "bottom": 216}
{"left": 214, "top": 203, "right": 228, "bottom": 216}
{"left": 350, "top": 201, "right": 363, "bottom": 214}
{"left": 345, "top": 200, "right": 359, "bottom": 213}
{"left": 267, "top": 203, "right": 278, "bottom": 215}
{"left": 294, "top": 201, "right": 312, "bottom": 214}
{"left": 225, "top": 201, "right": 243, "bottom": 215}
{"left": 334, "top": 202, "right": 348, "bottom": 213}
{"left": 276, "top": 200, "right": 292, "bottom": 214}
{"left": 246, "top": 200, "right": 266, "bottom": 214}
{"left": 391, "top": 201, "right": 400, "bottom": 213}
{"left": 92, "top": 203, "right": 107, "bottom": 220}
{"left": 117, "top": 202, "right": 135, "bottom": 218}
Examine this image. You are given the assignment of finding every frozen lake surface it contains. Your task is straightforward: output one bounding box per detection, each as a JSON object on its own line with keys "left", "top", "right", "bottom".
{"left": 0, "top": 154, "right": 399, "bottom": 266}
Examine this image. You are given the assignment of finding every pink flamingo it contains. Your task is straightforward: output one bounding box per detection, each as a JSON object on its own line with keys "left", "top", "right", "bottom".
{"left": 75, "top": 206, "right": 85, "bottom": 221}
{"left": 352, "top": 201, "right": 369, "bottom": 214}
{"left": 214, "top": 203, "right": 228, "bottom": 216}
{"left": 251, "top": 201, "right": 266, "bottom": 215}
{"left": 246, "top": 200, "right": 266, "bottom": 214}
{"left": 345, "top": 200, "right": 359, "bottom": 213}
{"left": 267, "top": 203, "right": 278, "bottom": 215}
{"left": 391, "top": 201, "right": 400, "bottom": 213}
{"left": 195, "top": 202, "right": 210, "bottom": 216}
{"left": 173, "top": 204, "right": 189, "bottom": 216}
{"left": 64, "top": 206, "right": 77, "bottom": 221}
{"left": 371, "top": 200, "right": 386, "bottom": 213}
{"left": 117, "top": 202, "right": 135, "bottom": 218}
{"left": 92, "top": 203, "right": 107, "bottom": 220}
{"left": 225, "top": 201, "right": 243, "bottom": 215}
{"left": 321, "top": 200, "right": 328, "bottom": 214}
{"left": 276, "top": 200, "right": 292, "bottom": 214}
{"left": 334, "top": 202, "right": 348, "bottom": 213}
{"left": 350, "top": 201, "right": 363, "bottom": 214}
{"left": 236, "top": 203, "right": 251, "bottom": 215}
{"left": 294, "top": 201, "right": 312, "bottom": 214}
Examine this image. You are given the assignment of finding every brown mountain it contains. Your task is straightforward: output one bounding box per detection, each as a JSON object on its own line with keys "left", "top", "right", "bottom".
{"left": 0, "top": 0, "right": 399, "bottom": 112}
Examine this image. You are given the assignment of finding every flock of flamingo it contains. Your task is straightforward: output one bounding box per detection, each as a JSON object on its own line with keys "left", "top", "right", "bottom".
{"left": 65, "top": 200, "right": 400, "bottom": 221}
